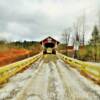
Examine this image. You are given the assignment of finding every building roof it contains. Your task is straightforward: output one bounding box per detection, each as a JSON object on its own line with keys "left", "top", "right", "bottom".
{"left": 40, "top": 36, "right": 60, "bottom": 44}
{"left": 67, "top": 46, "right": 73, "bottom": 49}
{"left": 67, "top": 45, "right": 84, "bottom": 50}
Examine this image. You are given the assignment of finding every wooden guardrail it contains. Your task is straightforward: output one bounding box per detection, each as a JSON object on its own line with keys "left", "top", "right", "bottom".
{"left": 57, "top": 52, "right": 100, "bottom": 83}
{"left": 0, "top": 53, "right": 42, "bottom": 84}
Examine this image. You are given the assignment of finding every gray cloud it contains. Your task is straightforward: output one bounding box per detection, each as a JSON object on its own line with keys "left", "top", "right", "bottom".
{"left": 0, "top": 0, "right": 99, "bottom": 41}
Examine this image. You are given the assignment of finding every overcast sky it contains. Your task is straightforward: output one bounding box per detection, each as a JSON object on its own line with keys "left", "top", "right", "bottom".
{"left": 0, "top": 0, "right": 99, "bottom": 42}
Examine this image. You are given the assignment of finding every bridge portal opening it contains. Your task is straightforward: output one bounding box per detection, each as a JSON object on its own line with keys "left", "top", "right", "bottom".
{"left": 44, "top": 43, "right": 55, "bottom": 48}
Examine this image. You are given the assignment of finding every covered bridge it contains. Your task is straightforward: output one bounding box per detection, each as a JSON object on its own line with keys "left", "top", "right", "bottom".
{"left": 40, "top": 36, "right": 60, "bottom": 54}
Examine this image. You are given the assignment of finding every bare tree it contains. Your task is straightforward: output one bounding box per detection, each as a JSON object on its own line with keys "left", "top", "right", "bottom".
{"left": 73, "top": 13, "right": 86, "bottom": 46}
{"left": 73, "top": 32, "right": 80, "bottom": 58}
{"left": 62, "top": 28, "right": 71, "bottom": 54}
{"left": 81, "top": 14, "right": 86, "bottom": 46}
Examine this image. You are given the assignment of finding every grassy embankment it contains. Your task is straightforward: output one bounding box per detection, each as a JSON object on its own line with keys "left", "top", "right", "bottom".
{"left": 58, "top": 44, "right": 100, "bottom": 83}
{"left": 58, "top": 44, "right": 100, "bottom": 62}
{"left": 77, "top": 45, "right": 100, "bottom": 62}
{"left": 0, "top": 41, "right": 42, "bottom": 67}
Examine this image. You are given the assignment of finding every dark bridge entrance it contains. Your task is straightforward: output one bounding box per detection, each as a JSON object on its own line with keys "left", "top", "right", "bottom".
{"left": 44, "top": 43, "right": 55, "bottom": 48}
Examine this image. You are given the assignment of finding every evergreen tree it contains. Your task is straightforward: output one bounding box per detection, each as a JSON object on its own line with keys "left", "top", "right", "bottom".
{"left": 90, "top": 26, "right": 100, "bottom": 61}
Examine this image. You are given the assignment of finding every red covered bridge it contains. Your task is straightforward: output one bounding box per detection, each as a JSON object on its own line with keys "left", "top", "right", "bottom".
{"left": 40, "top": 36, "right": 60, "bottom": 54}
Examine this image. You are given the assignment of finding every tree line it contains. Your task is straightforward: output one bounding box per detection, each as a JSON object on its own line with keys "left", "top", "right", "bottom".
{"left": 0, "top": 40, "right": 39, "bottom": 49}
{"left": 62, "top": 11, "right": 100, "bottom": 62}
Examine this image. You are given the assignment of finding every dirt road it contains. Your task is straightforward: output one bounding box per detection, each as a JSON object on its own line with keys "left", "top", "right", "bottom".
{"left": 0, "top": 55, "right": 100, "bottom": 100}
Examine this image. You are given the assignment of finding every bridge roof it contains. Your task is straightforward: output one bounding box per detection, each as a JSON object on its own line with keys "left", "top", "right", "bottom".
{"left": 40, "top": 36, "right": 60, "bottom": 44}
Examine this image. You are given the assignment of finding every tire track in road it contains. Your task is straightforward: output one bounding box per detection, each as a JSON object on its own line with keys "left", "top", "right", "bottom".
{"left": 50, "top": 61, "right": 78, "bottom": 100}
{"left": 48, "top": 62, "right": 65, "bottom": 100}
{"left": 15, "top": 61, "right": 50, "bottom": 100}
{"left": 56, "top": 59, "right": 100, "bottom": 100}
{"left": 0, "top": 58, "right": 43, "bottom": 100}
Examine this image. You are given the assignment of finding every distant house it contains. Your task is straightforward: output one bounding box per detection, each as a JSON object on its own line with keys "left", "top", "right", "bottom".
{"left": 67, "top": 46, "right": 73, "bottom": 51}
{"left": 67, "top": 46, "right": 74, "bottom": 57}
{"left": 67, "top": 45, "right": 84, "bottom": 57}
